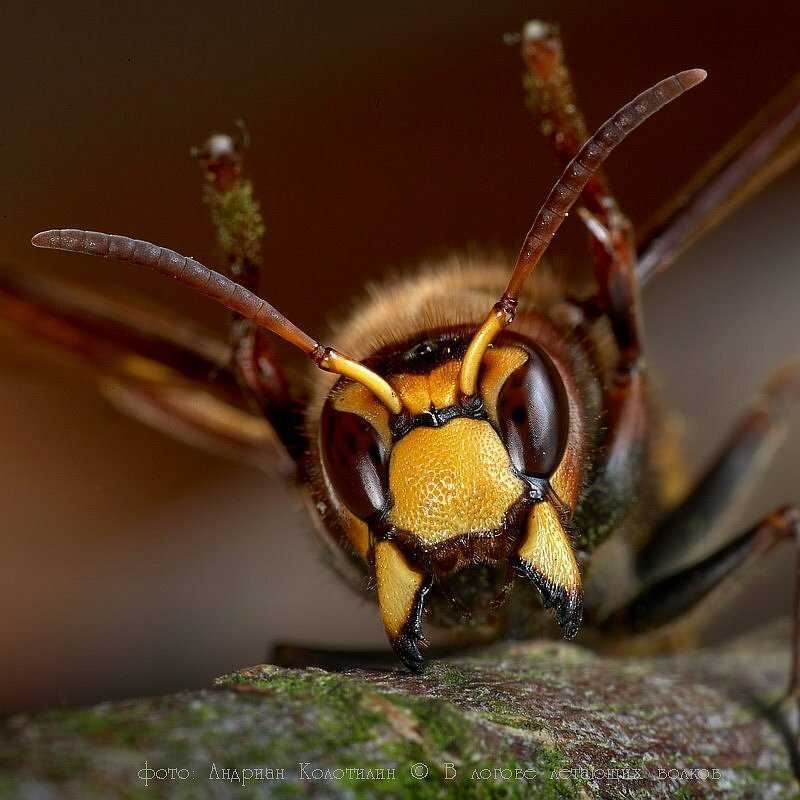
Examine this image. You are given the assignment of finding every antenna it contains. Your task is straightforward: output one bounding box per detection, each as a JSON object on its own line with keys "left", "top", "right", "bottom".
{"left": 459, "top": 68, "right": 707, "bottom": 396}
{"left": 31, "top": 229, "right": 404, "bottom": 414}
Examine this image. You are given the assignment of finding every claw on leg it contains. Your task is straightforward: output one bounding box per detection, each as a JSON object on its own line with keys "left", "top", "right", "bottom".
{"left": 374, "top": 541, "right": 430, "bottom": 673}
{"left": 514, "top": 501, "right": 583, "bottom": 638}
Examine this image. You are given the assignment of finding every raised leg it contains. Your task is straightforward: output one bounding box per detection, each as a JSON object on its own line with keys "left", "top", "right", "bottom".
{"left": 638, "top": 363, "right": 800, "bottom": 582}
{"left": 521, "top": 22, "right": 652, "bottom": 555}
{"left": 605, "top": 506, "right": 800, "bottom": 704}
{"left": 193, "top": 127, "right": 302, "bottom": 457}
{"left": 521, "top": 21, "right": 603, "bottom": 189}
{"left": 521, "top": 20, "right": 641, "bottom": 367}
{"left": 192, "top": 121, "right": 262, "bottom": 290}
{"left": 637, "top": 74, "right": 800, "bottom": 285}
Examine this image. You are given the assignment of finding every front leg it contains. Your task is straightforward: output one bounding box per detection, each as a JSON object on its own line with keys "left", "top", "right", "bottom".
{"left": 522, "top": 20, "right": 642, "bottom": 366}
{"left": 194, "top": 127, "right": 301, "bottom": 457}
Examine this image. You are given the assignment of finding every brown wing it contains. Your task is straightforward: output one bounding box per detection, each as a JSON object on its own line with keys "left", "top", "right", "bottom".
{"left": 0, "top": 266, "right": 290, "bottom": 473}
{"left": 637, "top": 73, "right": 800, "bottom": 285}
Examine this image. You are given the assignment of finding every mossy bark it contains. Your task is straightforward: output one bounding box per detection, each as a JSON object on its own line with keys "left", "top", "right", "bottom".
{"left": 1, "top": 630, "right": 797, "bottom": 799}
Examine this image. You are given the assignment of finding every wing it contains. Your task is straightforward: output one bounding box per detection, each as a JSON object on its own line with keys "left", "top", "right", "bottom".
{"left": 637, "top": 73, "right": 800, "bottom": 285}
{"left": 0, "top": 266, "right": 291, "bottom": 473}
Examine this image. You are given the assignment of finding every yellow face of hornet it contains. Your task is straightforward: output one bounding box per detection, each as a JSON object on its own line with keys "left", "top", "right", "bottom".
{"left": 318, "top": 332, "right": 583, "bottom": 671}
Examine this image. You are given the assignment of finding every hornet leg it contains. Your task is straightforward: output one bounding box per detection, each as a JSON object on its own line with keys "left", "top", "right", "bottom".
{"left": 193, "top": 125, "right": 303, "bottom": 459}
{"left": 605, "top": 506, "right": 800, "bottom": 719}
{"left": 522, "top": 21, "right": 648, "bottom": 553}
{"left": 637, "top": 363, "right": 800, "bottom": 583}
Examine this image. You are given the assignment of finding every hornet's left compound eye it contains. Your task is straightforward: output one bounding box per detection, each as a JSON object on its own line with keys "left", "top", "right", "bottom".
{"left": 496, "top": 346, "right": 569, "bottom": 478}
{"left": 320, "top": 404, "right": 390, "bottom": 521}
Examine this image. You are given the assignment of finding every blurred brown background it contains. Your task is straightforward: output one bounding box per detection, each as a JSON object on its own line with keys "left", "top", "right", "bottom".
{"left": 1, "top": 1, "right": 799, "bottom": 714}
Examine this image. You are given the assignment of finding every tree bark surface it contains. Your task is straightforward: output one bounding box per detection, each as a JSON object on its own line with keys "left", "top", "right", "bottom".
{"left": 1, "top": 629, "right": 797, "bottom": 799}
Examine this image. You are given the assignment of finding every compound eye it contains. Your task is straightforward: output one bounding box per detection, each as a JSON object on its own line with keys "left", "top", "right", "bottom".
{"left": 320, "top": 405, "right": 390, "bottom": 521}
{"left": 496, "top": 347, "right": 569, "bottom": 478}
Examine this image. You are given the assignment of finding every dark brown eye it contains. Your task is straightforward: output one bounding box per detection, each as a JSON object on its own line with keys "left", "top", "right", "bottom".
{"left": 320, "top": 405, "right": 390, "bottom": 521}
{"left": 496, "top": 347, "right": 569, "bottom": 478}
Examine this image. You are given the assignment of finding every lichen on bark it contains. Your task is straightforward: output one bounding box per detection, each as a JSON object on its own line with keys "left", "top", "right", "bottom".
{"left": 0, "top": 628, "right": 797, "bottom": 799}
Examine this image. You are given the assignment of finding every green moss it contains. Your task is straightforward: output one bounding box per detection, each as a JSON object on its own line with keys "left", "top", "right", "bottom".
{"left": 722, "top": 765, "right": 800, "bottom": 799}
{"left": 2, "top": 635, "right": 797, "bottom": 798}
{"left": 209, "top": 666, "right": 585, "bottom": 799}
{"left": 430, "top": 662, "right": 471, "bottom": 689}
{"left": 41, "top": 704, "right": 137, "bottom": 741}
